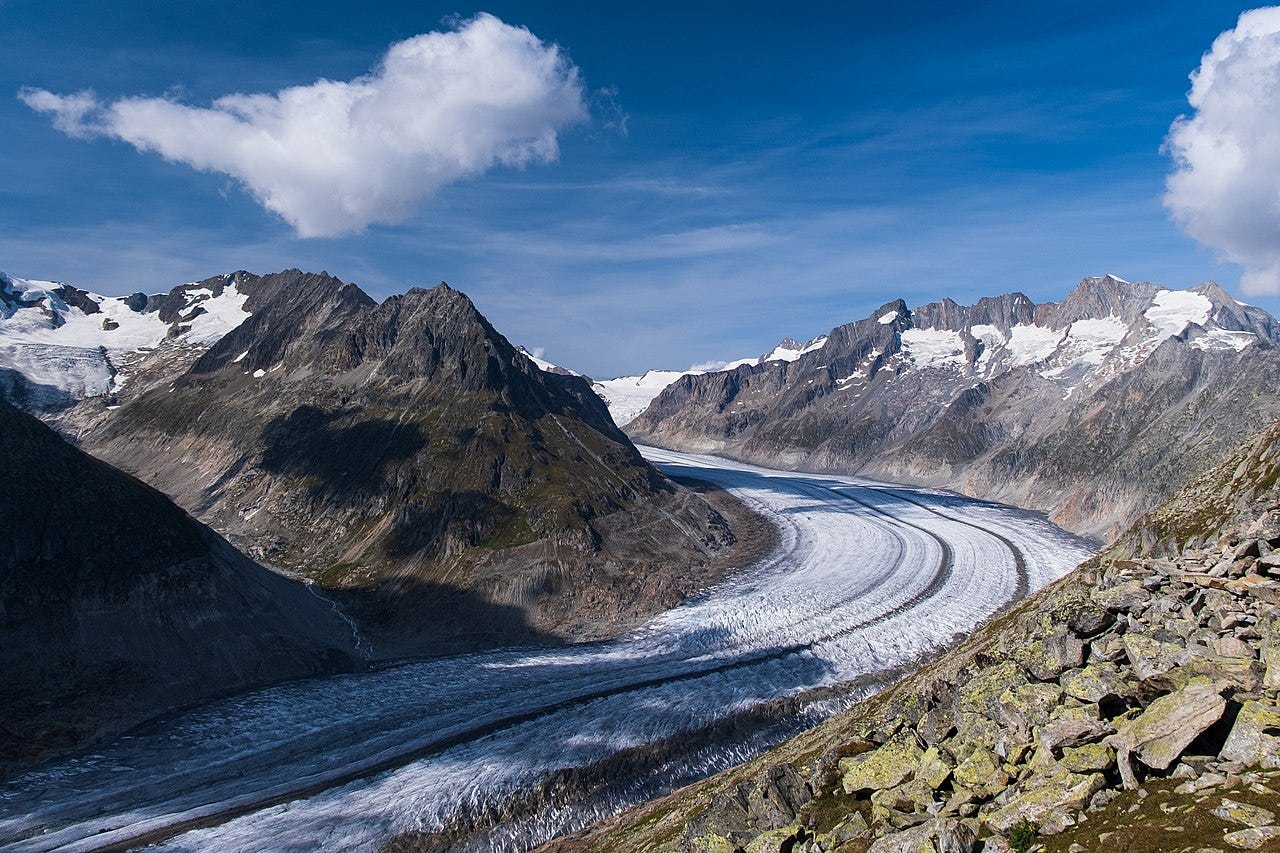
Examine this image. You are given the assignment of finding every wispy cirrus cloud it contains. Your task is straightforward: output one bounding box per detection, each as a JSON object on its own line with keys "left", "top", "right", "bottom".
{"left": 19, "top": 13, "right": 587, "bottom": 238}
{"left": 1164, "top": 6, "right": 1280, "bottom": 295}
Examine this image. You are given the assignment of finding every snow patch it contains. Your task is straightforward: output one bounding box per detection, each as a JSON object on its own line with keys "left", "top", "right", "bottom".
{"left": 1007, "top": 324, "right": 1064, "bottom": 367}
{"left": 1062, "top": 316, "right": 1127, "bottom": 364}
{"left": 900, "top": 328, "right": 966, "bottom": 370}
{"left": 593, "top": 370, "right": 693, "bottom": 426}
{"left": 1144, "top": 289, "right": 1212, "bottom": 338}
{"left": 878, "top": 310, "right": 898, "bottom": 325}
{"left": 762, "top": 336, "right": 827, "bottom": 363}
{"left": 1190, "top": 329, "right": 1257, "bottom": 352}
{"left": 184, "top": 284, "right": 251, "bottom": 346}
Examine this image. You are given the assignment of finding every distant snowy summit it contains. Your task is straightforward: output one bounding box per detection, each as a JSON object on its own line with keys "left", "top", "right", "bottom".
{"left": 0, "top": 271, "right": 253, "bottom": 411}
{"left": 573, "top": 274, "right": 1277, "bottom": 427}
{"left": 621, "top": 273, "right": 1280, "bottom": 539}
{"left": 587, "top": 334, "right": 828, "bottom": 426}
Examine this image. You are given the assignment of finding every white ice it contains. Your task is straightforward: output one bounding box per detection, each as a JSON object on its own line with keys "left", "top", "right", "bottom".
{"left": 0, "top": 449, "right": 1095, "bottom": 853}
{"left": 1144, "top": 289, "right": 1212, "bottom": 339}
{"left": 900, "top": 328, "right": 966, "bottom": 370}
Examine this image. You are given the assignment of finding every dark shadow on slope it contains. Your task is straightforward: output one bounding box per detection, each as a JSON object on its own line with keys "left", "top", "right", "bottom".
{"left": 0, "top": 367, "right": 79, "bottom": 413}
{"left": 335, "top": 576, "right": 565, "bottom": 660}
{"left": 378, "top": 490, "right": 531, "bottom": 560}
{"left": 256, "top": 405, "right": 427, "bottom": 496}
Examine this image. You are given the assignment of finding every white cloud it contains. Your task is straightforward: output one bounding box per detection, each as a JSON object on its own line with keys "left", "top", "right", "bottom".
{"left": 18, "top": 13, "right": 586, "bottom": 237}
{"left": 1164, "top": 7, "right": 1280, "bottom": 295}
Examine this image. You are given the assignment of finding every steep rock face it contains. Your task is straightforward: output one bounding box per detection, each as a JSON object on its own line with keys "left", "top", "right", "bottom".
{"left": 629, "top": 275, "right": 1280, "bottom": 539}
{"left": 0, "top": 399, "right": 358, "bottom": 772}
{"left": 81, "top": 270, "right": 732, "bottom": 654}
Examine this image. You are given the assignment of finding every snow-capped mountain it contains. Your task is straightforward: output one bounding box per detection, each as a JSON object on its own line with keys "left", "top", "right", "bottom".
{"left": 587, "top": 334, "right": 828, "bottom": 426}
{"left": 0, "top": 271, "right": 253, "bottom": 411}
{"left": 67, "top": 269, "right": 733, "bottom": 656}
{"left": 628, "top": 274, "right": 1280, "bottom": 539}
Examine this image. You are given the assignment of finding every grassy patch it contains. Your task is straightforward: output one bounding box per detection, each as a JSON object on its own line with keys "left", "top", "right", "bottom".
{"left": 1040, "top": 772, "right": 1280, "bottom": 853}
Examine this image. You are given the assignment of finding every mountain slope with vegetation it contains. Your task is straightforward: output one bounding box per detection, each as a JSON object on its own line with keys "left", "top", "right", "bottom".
{"left": 71, "top": 269, "right": 742, "bottom": 656}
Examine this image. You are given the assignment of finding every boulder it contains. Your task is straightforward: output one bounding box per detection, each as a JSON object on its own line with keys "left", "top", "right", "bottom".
{"left": 1059, "top": 662, "right": 1129, "bottom": 703}
{"left": 952, "top": 746, "right": 1008, "bottom": 800}
{"left": 1212, "top": 798, "right": 1276, "bottom": 828}
{"left": 1181, "top": 652, "right": 1265, "bottom": 692}
{"left": 1122, "top": 633, "right": 1191, "bottom": 680}
{"left": 1058, "top": 742, "right": 1115, "bottom": 773}
{"left": 1092, "top": 580, "right": 1151, "bottom": 614}
{"left": 1223, "top": 826, "right": 1280, "bottom": 850}
{"left": 744, "top": 825, "right": 805, "bottom": 853}
{"left": 1220, "top": 700, "right": 1280, "bottom": 768}
{"left": 867, "top": 817, "right": 977, "bottom": 853}
{"left": 983, "top": 770, "right": 1106, "bottom": 835}
{"left": 841, "top": 730, "right": 924, "bottom": 794}
{"left": 1261, "top": 615, "right": 1280, "bottom": 690}
{"left": 1020, "top": 629, "right": 1085, "bottom": 680}
{"left": 918, "top": 745, "right": 956, "bottom": 791}
{"left": 1109, "top": 683, "right": 1226, "bottom": 770}
{"left": 1038, "top": 706, "right": 1113, "bottom": 752}
{"left": 958, "top": 662, "right": 1026, "bottom": 719}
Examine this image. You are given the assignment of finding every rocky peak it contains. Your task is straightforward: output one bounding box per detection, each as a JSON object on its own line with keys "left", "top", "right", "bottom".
{"left": 1047, "top": 274, "right": 1163, "bottom": 328}
{"left": 1190, "top": 282, "right": 1280, "bottom": 343}
{"left": 909, "top": 292, "right": 1038, "bottom": 333}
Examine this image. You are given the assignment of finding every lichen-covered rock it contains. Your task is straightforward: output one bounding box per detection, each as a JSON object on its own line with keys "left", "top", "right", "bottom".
{"left": 984, "top": 771, "right": 1106, "bottom": 835}
{"left": 1058, "top": 741, "right": 1115, "bottom": 773}
{"left": 1212, "top": 798, "right": 1277, "bottom": 828}
{"left": 997, "top": 681, "right": 1062, "bottom": 734}
{"left": 871, "top": 779, "right": 937, "bottom": 822}
{"left": 953, "top": 746, "right": 1009, "bottom": 800}
{"left": 1059, "top": 662, "right": 1128, "bottom": 703}
{"left": 688, "top": 834, "right": 738, "bottom": 853}
{"left": 1038, "top": 706, "right": 1113, "bottom": 752}
{"left": 1220, "top": 700, "right": 1280, "bottom": 767}
{"left": 958, "top": 662, "right": 1026, "bottom": 719}
{"left": 1223, "top": 825, "right": 1280, "bottom": 850}
{"left": 681, "top": 763, "right": 811, "bottom": 850}
{"left": 1110, "top": 683, "right": 1226, "bottom": 770}
{"left": 1182, "top": 649, "right": 1266, "bottom": 691}
{"left": 1122, "top": 632, "right": 1192, "bottom": 680}
{"left": 841, "top": 730, "right": 924, "bottom": 794}
{"left": 743, "top": 824, "right": 805, "bottom": 853}
{"left": 1092, "top": 579, "right": 1151, "bottom": 614}
{"left": 1019, "top": 628, "right": 1085, "bottom": 680}
{"left": 918, "top": 745, "right": 956, "bottom": 791}
{"left": 1261, "top": 615, "right": 1280, "bottom": 690}
{"left": 951, "top": 714, "right": 1001, "bottom": 759}
{"left": 866, "top": 817, "right": 977, "bottom": 853}
{"left": 812, "top": 810, "right": 869, "bottom": 850}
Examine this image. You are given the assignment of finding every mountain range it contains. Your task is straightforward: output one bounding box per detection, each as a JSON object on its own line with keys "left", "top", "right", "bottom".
{"left": 625, "top": 275, "right": 1280, "bottom": 539}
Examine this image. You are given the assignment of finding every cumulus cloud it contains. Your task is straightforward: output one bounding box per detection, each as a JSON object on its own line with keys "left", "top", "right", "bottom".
{"left": 1164, "top": 7, "right": 1280, "bottom": 295}
{"left": 19, "top": 13, "right": 586, "bottom": 237}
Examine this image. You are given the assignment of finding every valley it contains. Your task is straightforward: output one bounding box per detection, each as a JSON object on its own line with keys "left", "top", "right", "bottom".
{"left": 0, "top": 448, "right": 1092, "bottom": 852}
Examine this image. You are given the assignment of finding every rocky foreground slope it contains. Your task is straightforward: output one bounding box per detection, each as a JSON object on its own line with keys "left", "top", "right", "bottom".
{"left": 0, "top": 399, "right": 358, "bottom": 773}
{"left": 629, "top": 275, "right": 1280, "bottom": 541}
{"left": 54, "top": 269, "right": 738, "bottom": 656}
{"left": 547, "top": 419, "right": 1280, "bottom": 852}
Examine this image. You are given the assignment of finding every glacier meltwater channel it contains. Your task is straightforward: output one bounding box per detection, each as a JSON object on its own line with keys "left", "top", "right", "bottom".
{"left": 0, "top": 447, "right": 1095, "bottom": 852}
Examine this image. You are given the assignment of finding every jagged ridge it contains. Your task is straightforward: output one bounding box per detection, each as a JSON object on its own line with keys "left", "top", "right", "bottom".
{"left": 628, "top": 275, "right": 1280, "bottom": 539}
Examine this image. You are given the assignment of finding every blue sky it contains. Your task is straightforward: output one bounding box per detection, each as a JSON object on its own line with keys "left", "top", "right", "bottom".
{"left": 1, "top": 1, "right": 1272, "bottom": 376}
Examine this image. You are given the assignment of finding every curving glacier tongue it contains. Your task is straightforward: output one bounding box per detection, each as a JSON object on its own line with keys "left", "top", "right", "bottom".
{"left": 0, "top": 448, "right": 1095, "bottom": 853}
